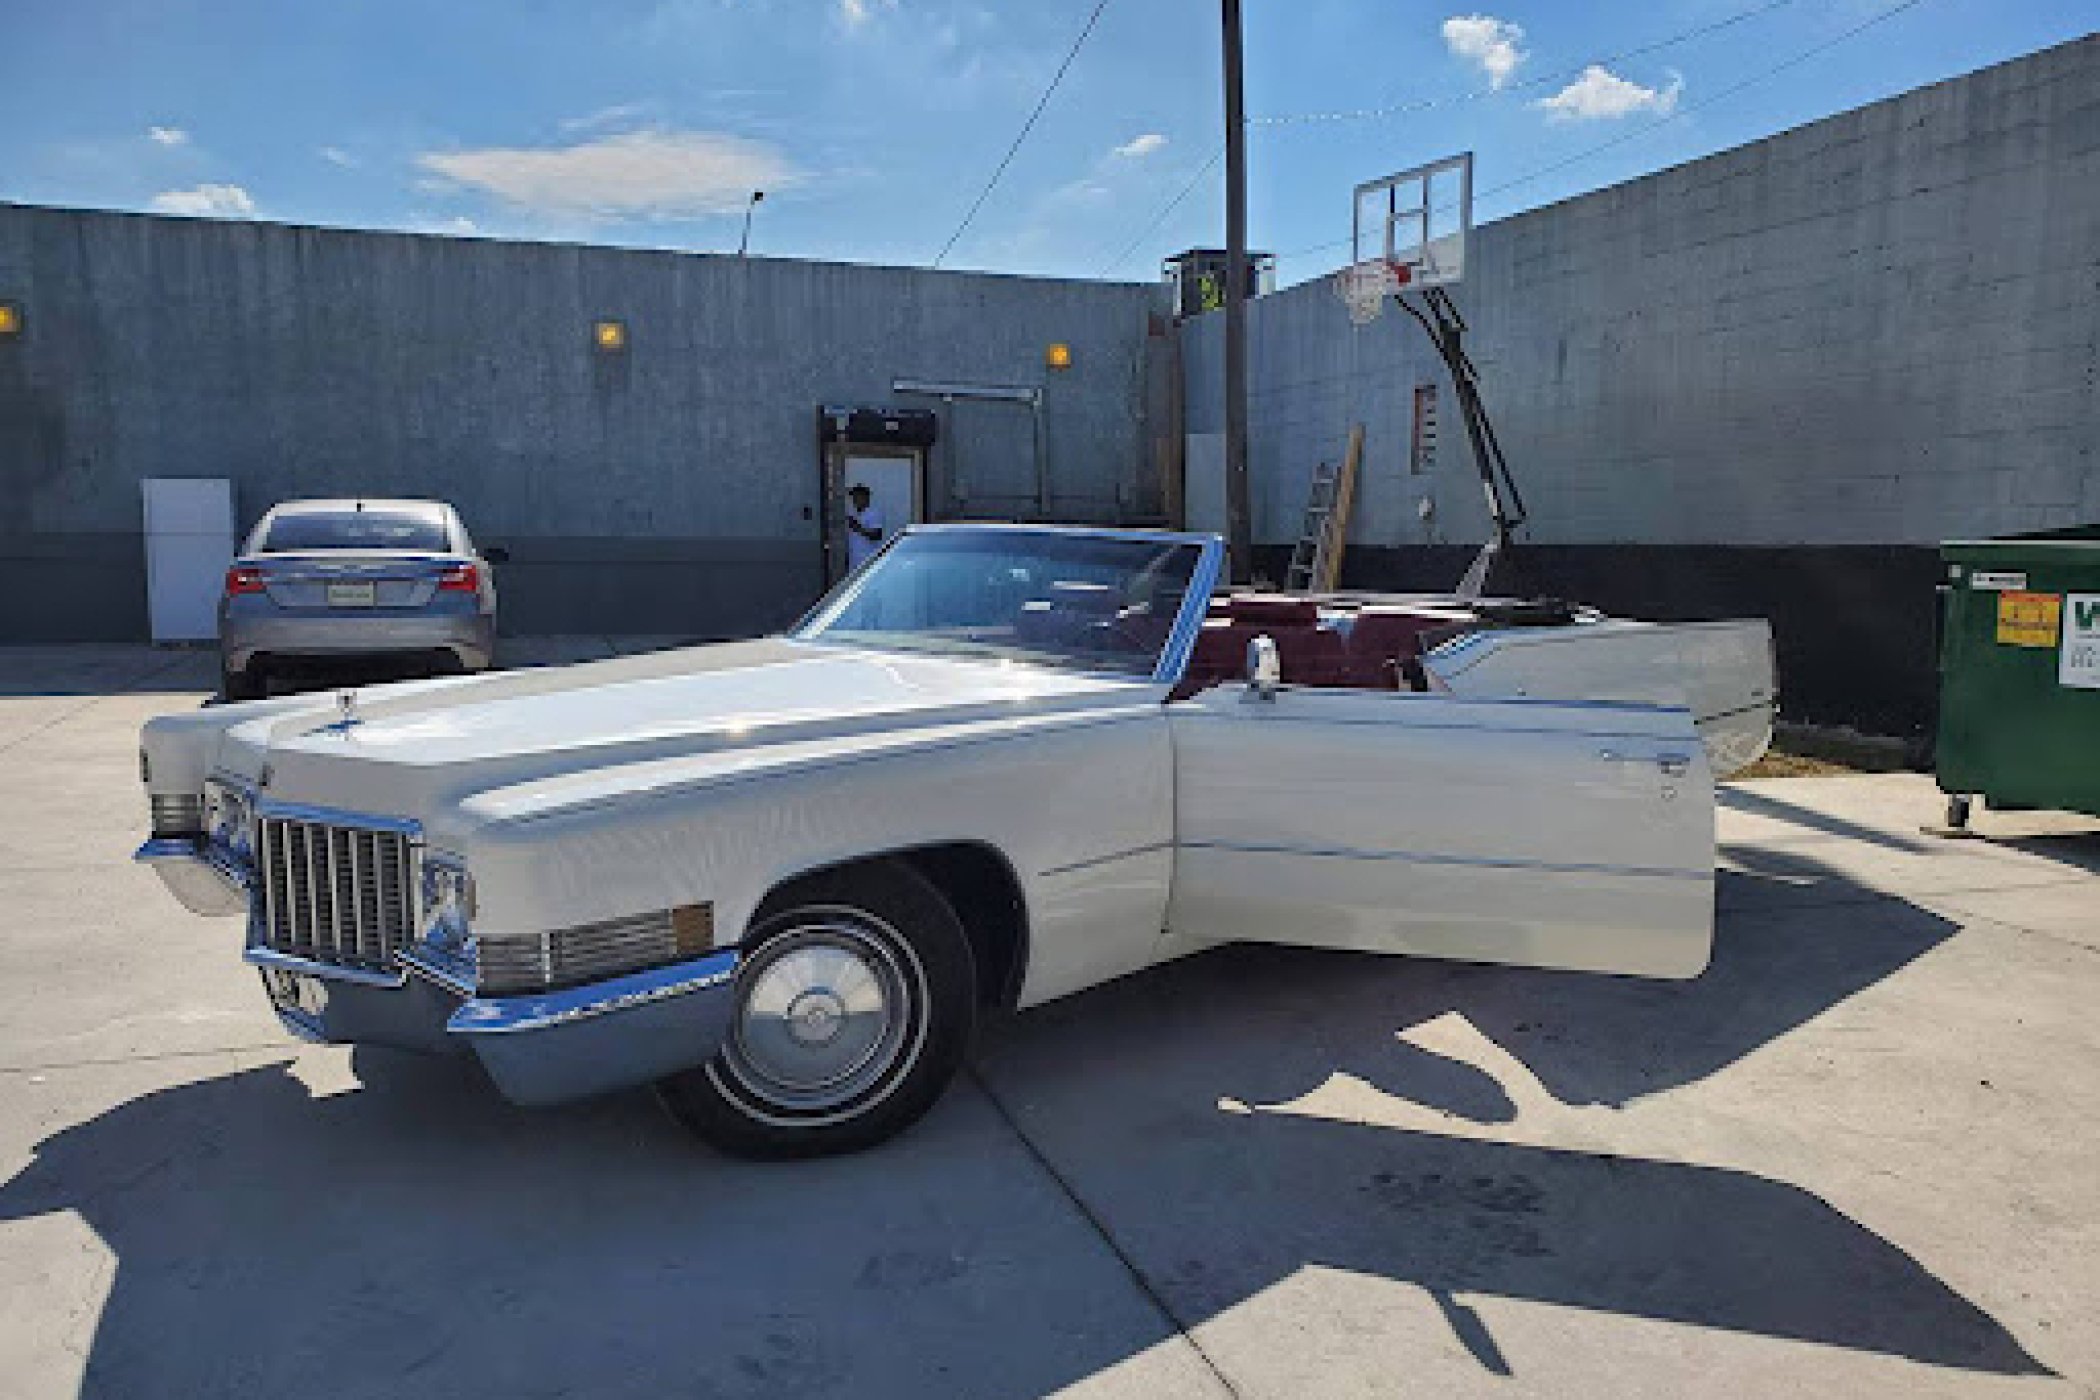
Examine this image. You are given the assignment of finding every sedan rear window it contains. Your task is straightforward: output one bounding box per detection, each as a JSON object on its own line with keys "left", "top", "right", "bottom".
{"left": 259, "top": 510, "right": 450, "bottom": 553}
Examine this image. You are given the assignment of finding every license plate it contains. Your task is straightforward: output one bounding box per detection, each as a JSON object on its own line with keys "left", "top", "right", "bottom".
{"left": 264, "top": 968, "right": 330, "bottom": 1020}
{"left": 326, "top": 581, "right": 378, "bottom": 607}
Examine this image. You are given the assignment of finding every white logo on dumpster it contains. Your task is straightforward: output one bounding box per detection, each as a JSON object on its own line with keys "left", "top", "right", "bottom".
{"left": 2062, "top": 596, "right": 2100, "bottom": 691}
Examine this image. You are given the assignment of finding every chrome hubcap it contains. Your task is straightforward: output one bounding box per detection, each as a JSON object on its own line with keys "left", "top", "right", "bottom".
{"left": 721, "top": 918, "right": 916, "bottom": 1113}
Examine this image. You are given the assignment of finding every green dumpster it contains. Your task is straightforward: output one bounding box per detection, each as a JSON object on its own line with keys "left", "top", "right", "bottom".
{"left": 1935, "top": 525, "right": 2100, "bottom": 829}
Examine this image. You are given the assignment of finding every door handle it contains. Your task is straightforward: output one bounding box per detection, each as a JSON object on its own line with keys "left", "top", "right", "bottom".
{"left": 1599, "top": 750, "right": 1693, "bottom": 778}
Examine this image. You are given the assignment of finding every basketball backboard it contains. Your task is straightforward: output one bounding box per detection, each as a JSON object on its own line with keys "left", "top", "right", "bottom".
{"left": 1351, "top": 152, "right": 1473, "bottom": 290}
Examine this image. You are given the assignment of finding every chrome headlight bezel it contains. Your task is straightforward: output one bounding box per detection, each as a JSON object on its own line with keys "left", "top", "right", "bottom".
{"left": 416, "top": 853, "right": 479, "bottom": 978}
{"left": 203, "top": 780, "right": 255, "bottom": 862}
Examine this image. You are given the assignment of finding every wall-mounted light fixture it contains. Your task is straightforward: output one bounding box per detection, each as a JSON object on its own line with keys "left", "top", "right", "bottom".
{"left": 592, "top": 319, "right": 627, "bottom": 354}
{"left": 0, "top": 301, "right": 21, "bottom": 339}
{"left": 1045, "top": 342, "right": 1073, "bottom": 371}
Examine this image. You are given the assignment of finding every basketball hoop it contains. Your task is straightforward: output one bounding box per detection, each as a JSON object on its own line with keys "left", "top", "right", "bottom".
{"left": 1335, "top": 257, "right": 1410, "bottom": 325}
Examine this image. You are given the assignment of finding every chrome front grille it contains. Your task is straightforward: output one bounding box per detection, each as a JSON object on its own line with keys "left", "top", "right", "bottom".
{"left": 255, "top": 815, "right": 415, "bottom": 972}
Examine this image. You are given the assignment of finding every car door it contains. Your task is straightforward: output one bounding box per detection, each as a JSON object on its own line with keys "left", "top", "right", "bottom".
{"left": 1166, "top": 683, "right": 1715, "bottom": 978}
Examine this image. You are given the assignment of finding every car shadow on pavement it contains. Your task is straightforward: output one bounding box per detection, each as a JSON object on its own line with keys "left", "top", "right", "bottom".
{"left": 0, "top": 868, "right": 2048, "bottom": 1394}
{"left": 966, "top": 857, "right": 2049, "bottom": 1381}
{"left": 0, "top": 1057, "right": 1210, "bottom": 1400}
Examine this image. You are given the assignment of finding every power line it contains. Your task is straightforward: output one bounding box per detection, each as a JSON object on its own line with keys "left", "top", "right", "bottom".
{"left": 1094, "top": 147, "right": 1223, "bottom": 278}
{"left": 1093, "top": 0, "right": 1803, "bottom": 280}
{"left": 1274, "top": 0, "right": 1936, "bottom": 267}
{"left": 930, "top": 0, "right": 1114, "bottom": 269}
{"left": 1251, "top": 0, "right": 1801, "bottom": 127}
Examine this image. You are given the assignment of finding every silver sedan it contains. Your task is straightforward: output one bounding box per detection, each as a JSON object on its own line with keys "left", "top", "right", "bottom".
{"left": 219, "top": 499, "right": 505, "bottom": 700}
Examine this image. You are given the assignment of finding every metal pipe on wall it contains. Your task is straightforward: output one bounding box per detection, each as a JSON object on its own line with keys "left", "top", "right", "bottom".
{"left": 892, "top": 378, "right": 1049, "bottom": 519}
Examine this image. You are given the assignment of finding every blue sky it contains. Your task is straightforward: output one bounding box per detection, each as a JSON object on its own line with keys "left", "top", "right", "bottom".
{"left": 1, "top": 0, "right": 2091, "bottom": 285}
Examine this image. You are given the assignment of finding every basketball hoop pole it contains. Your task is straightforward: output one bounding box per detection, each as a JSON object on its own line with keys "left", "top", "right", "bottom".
{"left": 1221, "top": 0, "right": 1254, "bottom": 584}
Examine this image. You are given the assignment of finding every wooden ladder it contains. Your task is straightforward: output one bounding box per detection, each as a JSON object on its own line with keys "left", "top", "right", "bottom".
{"left": 1285, "top": 424, "right": 1364, "bottom": 593}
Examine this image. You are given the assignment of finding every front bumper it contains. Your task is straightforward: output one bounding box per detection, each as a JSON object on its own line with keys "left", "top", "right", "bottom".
{"left": 138, "top": 838, "right": 739, "bottom": 1106}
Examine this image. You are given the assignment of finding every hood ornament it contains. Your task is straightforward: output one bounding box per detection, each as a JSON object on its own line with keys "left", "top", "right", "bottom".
{"left": 324, "top": 689, "right": 363, "bottom": 736}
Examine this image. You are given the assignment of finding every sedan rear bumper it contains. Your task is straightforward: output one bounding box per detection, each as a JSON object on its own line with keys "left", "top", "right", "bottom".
{"left": 222, "top": 611, "right": 493, "bottom": 673}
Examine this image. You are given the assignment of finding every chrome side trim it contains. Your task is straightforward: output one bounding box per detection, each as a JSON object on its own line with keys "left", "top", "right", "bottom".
{"left": 1038, "top": 840, "right": 1173, "bottom": 879}
{"left": 1177, "top": 838, "right": 1710, "bottom": 882}
{"left": 243, "top": 942, "right": 408, "bottom": 987}
{"left": 448, "top": 949, "right": 739, "bottom": 1036}
{"left": 1152, "top": 535, "right": 1228, "bottom": 685}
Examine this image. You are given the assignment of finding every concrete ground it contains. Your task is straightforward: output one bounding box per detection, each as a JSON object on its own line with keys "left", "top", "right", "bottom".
{"left": 0, "top": 644, "right": 2094, "bottom": 1399}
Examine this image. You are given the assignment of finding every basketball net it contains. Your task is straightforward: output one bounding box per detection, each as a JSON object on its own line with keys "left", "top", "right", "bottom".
{"left": 1335, "top": 258, "right": 1411, "bottom": 325}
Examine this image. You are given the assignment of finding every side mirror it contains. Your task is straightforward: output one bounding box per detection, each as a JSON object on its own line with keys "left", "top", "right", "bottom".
{"left": 482, "top": 545, "right": 511, "bottom": 565}
{"left": 1245, "top": 634, "right": 1281, "bottom": 701}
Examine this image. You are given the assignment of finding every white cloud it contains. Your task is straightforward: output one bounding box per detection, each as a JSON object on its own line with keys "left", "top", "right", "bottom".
{"left": 1113, "top": 133, "right": 1167, "bottom": 159}
{"left": 838, "top": 0, "right": 897, "bottom": 27}
{"left": 1535, "top": 65, "right": 1683, "bottom": 121}
{"left": 147, "top": 125, "right": 189, "bottom": 147}
{"left": 149, "top": 183, "right": 256, "bottom": 217}
{"left": 1441, "top": 15, "right": 1526, "bottom": 89}
{"left": 415, "top": 129, "right": 793, "bottom": 220}
{"left": 319, "top": 146, "right": 356, "bottom": 167}
{"left": 560, "top": 102, "right": 649, "bottom": 134}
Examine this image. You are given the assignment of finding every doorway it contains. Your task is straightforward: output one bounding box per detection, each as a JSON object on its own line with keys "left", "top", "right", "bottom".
{"left": 817, "top": 406, "right": 938, "bottom": 585}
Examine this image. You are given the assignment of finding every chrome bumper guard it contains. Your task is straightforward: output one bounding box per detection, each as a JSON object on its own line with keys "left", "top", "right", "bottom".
{"left": 135, "top": 837, "right": 740, "bottom": 1106}
{"left": 135, "top": 837, "right": 251, "bottom": 916}
{"left": 447, "top": 951, "right": 740, "bottom": 1106}
{"left": 247, "top": 944, "right": 742, "bottom": 1105}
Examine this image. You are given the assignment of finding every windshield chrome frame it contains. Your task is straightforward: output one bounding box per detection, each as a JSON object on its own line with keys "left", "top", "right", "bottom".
{"left": 788, "top": 523, "right": 1225, "bottom": 686}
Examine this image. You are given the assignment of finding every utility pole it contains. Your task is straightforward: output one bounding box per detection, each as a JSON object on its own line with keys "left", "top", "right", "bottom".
{"left": 1221, "top": 0, "right": 1253, "bottom": 583}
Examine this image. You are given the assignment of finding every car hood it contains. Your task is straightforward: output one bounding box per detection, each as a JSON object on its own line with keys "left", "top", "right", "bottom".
{"left": 210, "top": 638, "right": 1158, "bottom": 816}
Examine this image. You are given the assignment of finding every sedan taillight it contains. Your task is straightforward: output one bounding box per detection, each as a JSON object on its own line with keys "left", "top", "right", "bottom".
{"left": 224, "top": 566, "right": 266, "bottom": 595}
{"left": 437, "top": 563, "right": 480, "bottom": 593}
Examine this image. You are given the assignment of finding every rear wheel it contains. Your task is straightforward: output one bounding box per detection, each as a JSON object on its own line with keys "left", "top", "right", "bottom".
{"left": 220, "top": 662, "right": 263, "bottom": 702}
{"left": 656, "top": 863, "right": 977, "bottom": 1159}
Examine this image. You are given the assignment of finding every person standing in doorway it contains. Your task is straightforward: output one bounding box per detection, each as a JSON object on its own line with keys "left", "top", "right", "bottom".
{"left": 845, "top": 483, "right": 886, "bottom": 571}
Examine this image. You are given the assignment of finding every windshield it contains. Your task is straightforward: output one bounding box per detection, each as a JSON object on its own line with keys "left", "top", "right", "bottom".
{"left": 259, "top": 508, "right": 451, "bottom": 553}
{"left": 796, "top": 530, "right": 1204, "bottom": 677}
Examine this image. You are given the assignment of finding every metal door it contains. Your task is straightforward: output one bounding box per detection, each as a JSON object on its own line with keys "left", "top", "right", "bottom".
{"left": 142, "top": 478, "right": 234, "bottom": 642}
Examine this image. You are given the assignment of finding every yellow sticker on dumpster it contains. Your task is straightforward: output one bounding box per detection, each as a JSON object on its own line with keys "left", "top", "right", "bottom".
{"left": 1995, "top": 592, "right": 2061, "bottom": 648}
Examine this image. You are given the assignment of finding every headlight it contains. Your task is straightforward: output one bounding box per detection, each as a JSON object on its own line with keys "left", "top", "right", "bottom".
{"left": 418, "top": 856, "right": 477, "bottom": 964}
{"left": 204, "top": 781, "right": 254, "bottom": 860}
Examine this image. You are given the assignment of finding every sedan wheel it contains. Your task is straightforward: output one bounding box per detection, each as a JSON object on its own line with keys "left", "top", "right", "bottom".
{"left": 657, "top": 863, "right": 977, "bottom": 1158}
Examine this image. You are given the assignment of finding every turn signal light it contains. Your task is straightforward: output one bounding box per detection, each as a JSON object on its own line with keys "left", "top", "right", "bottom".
{"left": 437, "top": 563, "right": 479, "bottom": 593}
{"left": 224, "top": 566, "right": 265, "bottom": 595}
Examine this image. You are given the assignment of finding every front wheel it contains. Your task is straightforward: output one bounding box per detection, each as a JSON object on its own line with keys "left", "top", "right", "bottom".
{"left": 656, "top": 863, "right": 977, "bottom": 1159}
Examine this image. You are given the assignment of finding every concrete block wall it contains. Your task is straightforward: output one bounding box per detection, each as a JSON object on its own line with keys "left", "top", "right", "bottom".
{"left": 0, "top": 208, "right": 1160, "bottom": 641}
{"left": 1184, "top": 34, "right": 2100, "bottom": 735}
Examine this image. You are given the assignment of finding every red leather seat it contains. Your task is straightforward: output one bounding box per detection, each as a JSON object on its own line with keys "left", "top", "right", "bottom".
{"left": 1222, "top": 594, "right": 1320, "bottom": 629}
{"left": 1270, "top": 626, "right": 1351, "bottom": 685}
{"left": 1187, "top": 618, "right": 1253, "bottom": 687}
{"left": 1343, "top": 606, "right": 1464, "bottom": 689}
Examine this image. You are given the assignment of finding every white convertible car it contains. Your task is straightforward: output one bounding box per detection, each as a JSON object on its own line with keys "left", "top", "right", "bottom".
{"left": 137, "top": 525, "right": 1774, "bottom": 1157}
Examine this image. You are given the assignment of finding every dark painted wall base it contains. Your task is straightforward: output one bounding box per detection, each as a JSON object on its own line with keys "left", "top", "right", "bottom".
{"left": 0, "top": 533, "right": 826, "bottom": 646}
{"left": 5, "top": 530, "right": 1941, "bottom": 738}
{"left": 1254, "top": 543, "right": 1944, "bottom": 740}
